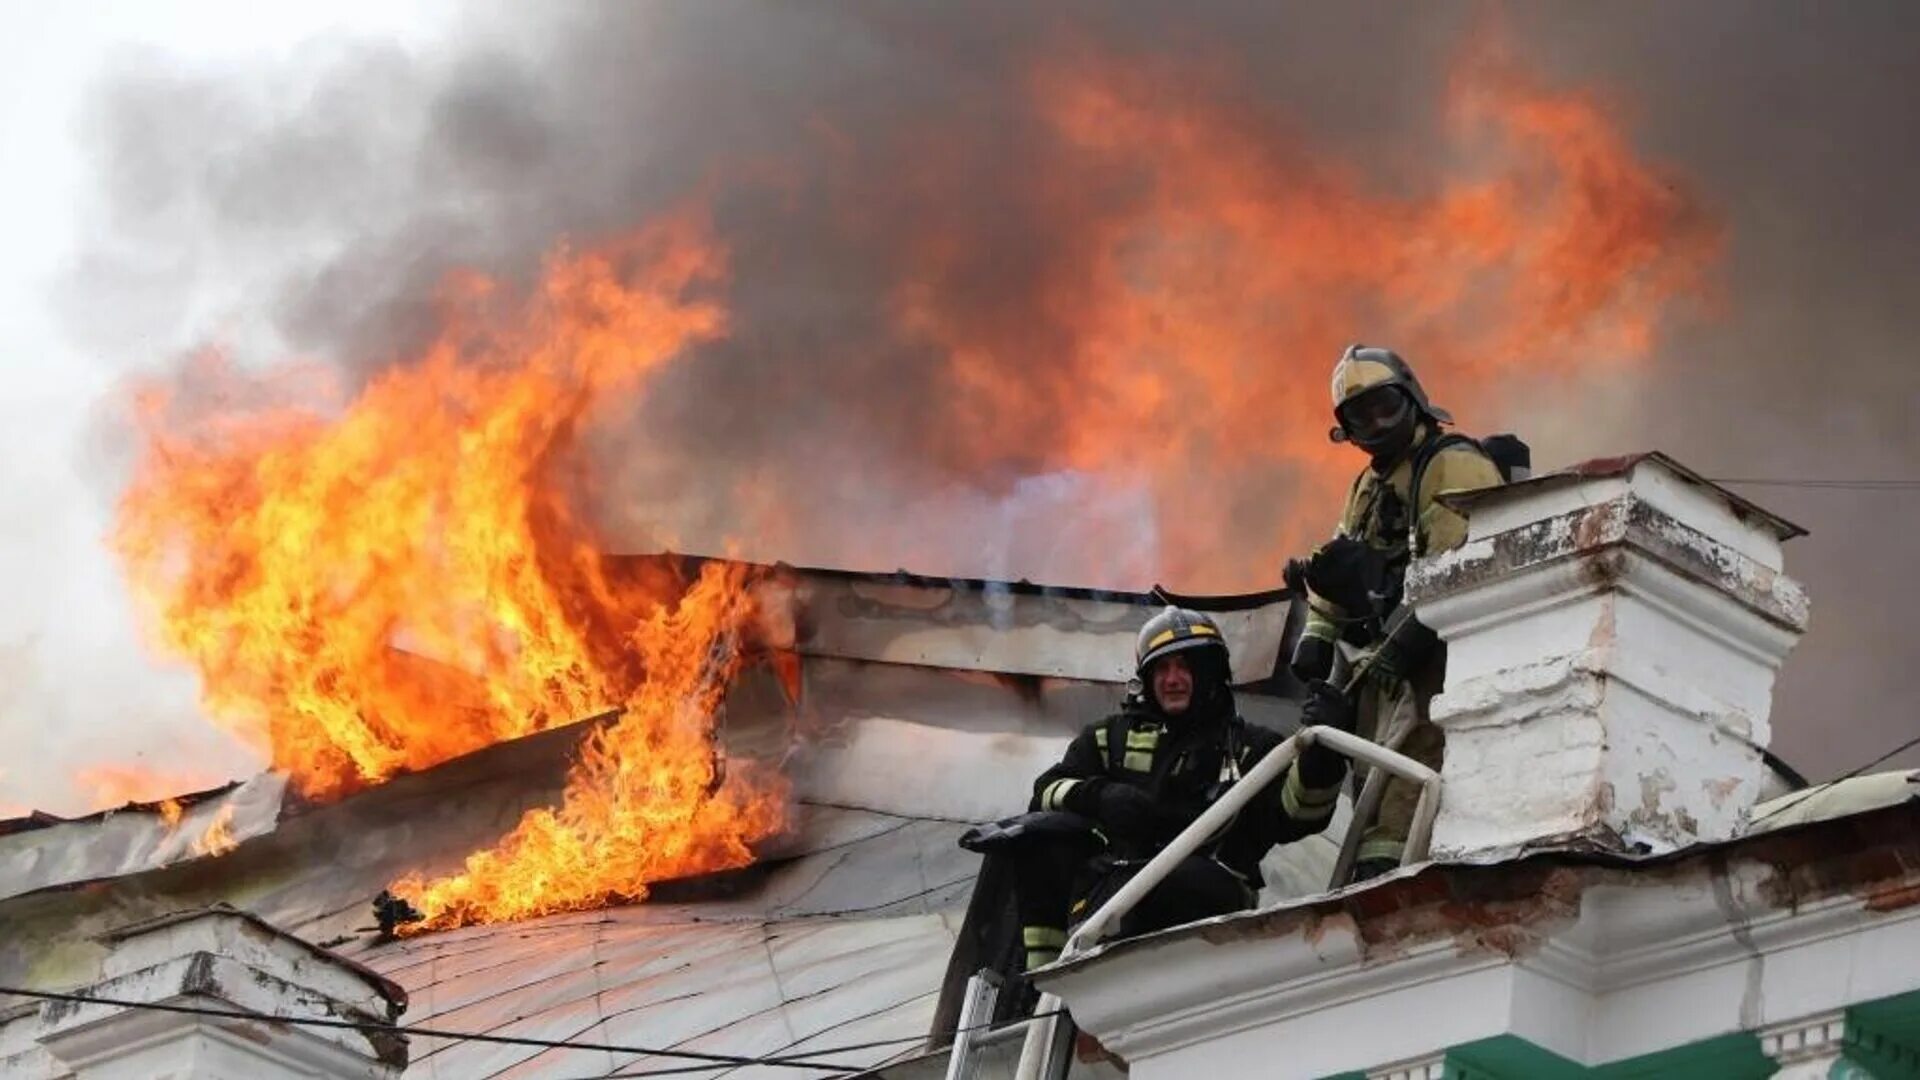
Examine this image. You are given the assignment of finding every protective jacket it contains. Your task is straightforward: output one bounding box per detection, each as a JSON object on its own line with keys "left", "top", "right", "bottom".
{"left": 1297, "top": 422, "right": 1503, "bottom": 869}
{"left": 1299, "top": 422, "right": 1504, "bottom": 651}
{"left": 1029, "top": 696, "right": 1340, "bottom": 887}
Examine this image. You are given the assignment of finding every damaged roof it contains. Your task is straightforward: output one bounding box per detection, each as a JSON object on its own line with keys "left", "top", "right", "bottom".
{"left": 1035, "top": 769, "right": 1920, "bottom": 987}
{"left": 0, "top": 560, "right": 1305, "bottom": 1078}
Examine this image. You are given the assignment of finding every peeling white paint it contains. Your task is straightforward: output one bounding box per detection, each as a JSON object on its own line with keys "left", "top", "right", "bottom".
{"left": 1035, "top": 825, "right": 1920, "bottom": 1080}
{"left": 0, "top": 907, "right": 403, "bottom": 1080}
{"left": 1415, "top": 455, "right": 1807, "bottom": 859}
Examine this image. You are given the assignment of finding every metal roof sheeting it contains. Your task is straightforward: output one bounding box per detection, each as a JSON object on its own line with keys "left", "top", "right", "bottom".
{"left": 0, "top": 558, "right": 1316, "bottom": 1077}
{"left": 348, "top": 810, "right": 970, "bottom": 1078}
{"left": 0, "top": 773, "right": 286, "bottom": 903}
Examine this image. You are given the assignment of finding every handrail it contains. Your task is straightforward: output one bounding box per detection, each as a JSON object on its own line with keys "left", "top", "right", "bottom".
{"left": 1061, "top": 725, "right": 1440, "bottom": 961}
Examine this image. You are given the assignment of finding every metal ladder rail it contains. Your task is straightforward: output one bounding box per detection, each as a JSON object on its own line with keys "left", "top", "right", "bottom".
{"left": 945, "top": 970, "right": 1073, "bottom": 1080}
{"left": 943, "top": 970, "right": 999, "bottom": 1080}
{"left": 1011, "top": 725, "right": 1443, "bottom": 1080}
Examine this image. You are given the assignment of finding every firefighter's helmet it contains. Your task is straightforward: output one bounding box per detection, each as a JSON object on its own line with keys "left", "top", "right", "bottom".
{"left": 1135, "top": 606, "right": 1231, "bottom": 677}
{"left": 1328, "top": 344, "right": 1452, "bottom": 445}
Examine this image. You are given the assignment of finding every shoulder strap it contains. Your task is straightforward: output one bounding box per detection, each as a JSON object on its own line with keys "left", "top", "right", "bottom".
{"left": 1407, "top": 432, "right": 1480, "bottom": 555}
{"left": 1105, "top": 712, "right": 1132, "bottom": 775}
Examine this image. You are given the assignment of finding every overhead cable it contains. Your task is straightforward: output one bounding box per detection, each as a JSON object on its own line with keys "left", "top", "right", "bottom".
{"left": 2, "top": 982, "right": 1062, "bottom": 1079}
{"left": 1709, "top": 477, "right": 1920, "bottom": 490}
{"left": 587, "top": 1009, "right": 1067, "bottom": 1078}
{"left": 0, "top": 985, "right": 860, "bottom": 1073}
{"left": 1746, "top": 729, "right": 1920, "bottom": 830}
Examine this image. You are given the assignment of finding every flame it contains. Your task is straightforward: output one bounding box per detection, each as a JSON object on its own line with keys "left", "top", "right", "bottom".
{"left": 116, "top": 214, "right": 736, "bottom": 797}
{"left": 189, "top": 804, "right": 238, "bottom": 857}
{"left": 391, "top": 560, "right": 787, "bottom": 928}
{"left": 104, "top": 25, "right": 1714, "bottom": 930}
{"left": 877, "top": 37, "right": 1718, "bottom": 587}
{"left": 114, "top": 212, "right": 789, "bottom": 927}
{"left": 157, "top": 798, "right": 185, "bottom": 829}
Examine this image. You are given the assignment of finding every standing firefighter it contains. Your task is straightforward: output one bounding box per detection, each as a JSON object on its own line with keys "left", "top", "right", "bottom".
{"left": 1287, "top": 344, "right": 1507, "bottom": 881}
{"left": 1002, "top": 607, "right": 1348, "bottom": 971}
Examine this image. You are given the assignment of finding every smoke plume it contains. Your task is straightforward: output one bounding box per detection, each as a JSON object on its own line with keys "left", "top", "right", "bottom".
{"left": 67, "top": 2, "right": 1920, "bottom": 783}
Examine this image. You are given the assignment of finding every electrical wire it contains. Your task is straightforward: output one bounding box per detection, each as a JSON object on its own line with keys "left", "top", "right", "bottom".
{"left": 1709, "top": 478, "right": 1920, "bottom": 490}
{"left": 587, "top": 1010, "right": 1068, "bottom": 1079}
{"left": 1746, "top": 729, "right": 1920, "bottom": 830}
{"left": 1, "top": 982, "right": 1064, "bottom": 1079}
{"left": 0, "top": 985, "right": 860, "bottom": 1073}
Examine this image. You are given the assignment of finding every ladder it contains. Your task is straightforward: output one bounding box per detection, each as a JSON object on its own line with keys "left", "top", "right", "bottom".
{"left": 943, "top": 971, "right": 1073, "bottom": 1080}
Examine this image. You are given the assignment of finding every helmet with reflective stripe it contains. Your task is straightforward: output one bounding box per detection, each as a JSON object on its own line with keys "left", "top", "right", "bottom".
{"left": 1329, "top": 344, "right": 1452, "bottom": 445}
{"left": 1135, "top": 606, "right": 1231, "bottom": 677}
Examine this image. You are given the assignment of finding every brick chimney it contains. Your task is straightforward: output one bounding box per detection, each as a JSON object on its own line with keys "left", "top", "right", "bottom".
{"left": 1406, "top": 453, "right": 1809, "bottom": 858}
{"left": 1, "top": 904, "right": 406, "bottom": 1079}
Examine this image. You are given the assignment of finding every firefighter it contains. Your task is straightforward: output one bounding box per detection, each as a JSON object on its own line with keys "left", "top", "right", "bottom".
{"left": 1008, "top": 606, "right": 1349, "bottom": 971}
{"left": 1285, "top": 344, "right": 1505, "bottom": 881}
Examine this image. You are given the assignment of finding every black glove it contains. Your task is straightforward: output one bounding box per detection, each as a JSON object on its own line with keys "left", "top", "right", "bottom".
{"left": 1282, "top": 556, "right": 1311, "bottom": 596}
{"left": 1290, "top": 635, "right": 1336, "bottom": 684}
{"left": 1306, "top": 536, "right": 1374, "bottom": 614}
{"left": 1363, "top": 640, "right": 1406, "bottom": 692}
{"left": 1362, "top": 614, "right": 1440, "bottom": 691}
{"left": 1298, "top": 680, "right": 1354, "bottom": 788}
{"left": 1301, "top": 679, "right": 1356, "bottom": 733}
{"left": 1065, "top": 779, "right": 1161, "bottom": 838}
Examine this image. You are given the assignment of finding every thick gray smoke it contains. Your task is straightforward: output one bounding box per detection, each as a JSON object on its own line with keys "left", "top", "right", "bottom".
{"left": 67, "top": 2, "right": 1919, "bottom": 781}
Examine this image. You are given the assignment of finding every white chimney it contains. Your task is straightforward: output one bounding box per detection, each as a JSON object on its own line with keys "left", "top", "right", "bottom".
{"left": 4, "top": 904, "right": 406, "bottom": 1080}
{"left": 1406, "top": 453, "right": 1808, "bottom": 859}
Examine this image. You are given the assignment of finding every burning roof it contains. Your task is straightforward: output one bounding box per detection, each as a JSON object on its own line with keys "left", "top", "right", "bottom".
{"left": 0, "top": 566, "right": 1309, "bottom": 1076}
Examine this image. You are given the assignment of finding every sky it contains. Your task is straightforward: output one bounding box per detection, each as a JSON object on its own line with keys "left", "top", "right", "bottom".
{"left": 0, "top": 3, "right": 455, "bottom": 812}
{"left": 2, "top": 2, "right": 1917, "bottom": 815}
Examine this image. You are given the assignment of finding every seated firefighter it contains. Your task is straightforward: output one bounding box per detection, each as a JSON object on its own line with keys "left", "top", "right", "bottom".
{"left": 988, "top": 607, "right": 1350, "bottom": 972}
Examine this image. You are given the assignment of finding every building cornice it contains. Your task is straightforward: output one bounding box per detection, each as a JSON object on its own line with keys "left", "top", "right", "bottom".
{"left": 1037, "top": 803, "right": 1920, "bottom": 1074}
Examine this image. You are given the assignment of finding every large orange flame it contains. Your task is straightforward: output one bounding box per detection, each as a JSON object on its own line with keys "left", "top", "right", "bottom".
{"left": 117, "top": 215, "right": 732, "bottom": 796}
{"left": 114, "top": 212, "right": 790, "bottom": 927}
{"left": 391, "top": 559, "right": 786, "bottom": 928}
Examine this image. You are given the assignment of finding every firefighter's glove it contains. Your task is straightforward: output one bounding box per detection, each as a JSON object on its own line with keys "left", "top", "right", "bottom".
{"left": 1067, "top": 779, "right": 1162, "bottom": 839}
{"left": 1298, "top": 680, "right": 1354, "bottom": 788}
{"left": 1282, "top": 556, "right": 1311, "bottom": 596}
{"left": 1362, "top": 615, "right": 1438, "bottom": 691}
{"left": 1363, "top": 640, "right": 1406, "bottom": 691}
{"left": 1306, "top": 536, "right": 1373, "bottom": 614}
{"left": 1290, "top": 635, "right": 1336, "bottom": 684}
{"left": 1301, "top": 679, "right": 1356, "bottom": 733}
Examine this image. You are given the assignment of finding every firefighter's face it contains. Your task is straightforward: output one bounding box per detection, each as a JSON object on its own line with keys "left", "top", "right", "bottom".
{"left": 1150, "top": 653, "right": 1195, "bottom": 716}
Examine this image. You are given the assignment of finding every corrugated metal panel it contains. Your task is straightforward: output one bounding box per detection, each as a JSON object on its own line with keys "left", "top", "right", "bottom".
{"left": 334, "top": 811, "right": 969, "bottom": 1079}
{"left": 0, "top": 773, "right": 286, "bottom": 903}
{"left": 786, "top": 573, "right": 1147, "bottom": 682}
{"left": 781, "top": 572, "right": 1293, "bottom": 687}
